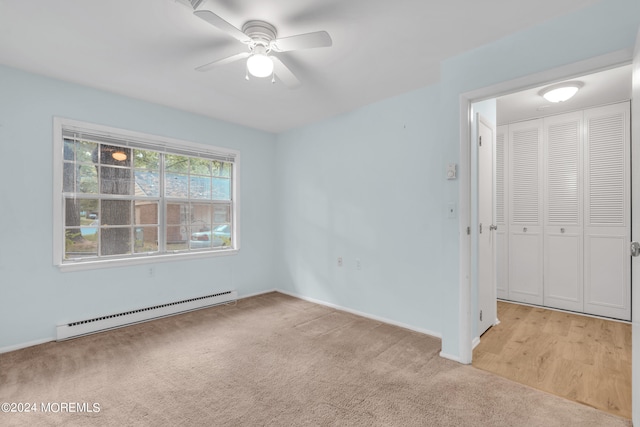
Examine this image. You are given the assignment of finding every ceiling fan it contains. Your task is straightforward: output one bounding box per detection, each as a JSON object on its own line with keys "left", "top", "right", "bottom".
{"left": 189, "top": 5, "right": 332, "bottom": 88}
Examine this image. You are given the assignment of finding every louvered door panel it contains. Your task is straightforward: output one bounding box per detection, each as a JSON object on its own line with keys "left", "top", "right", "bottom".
{"left": 508, "top": 119, "right": 543, "bottom": 305}
{"left": 496, "top": 125, "right": 508, "bottom": 299}
{"left": 584, "top": 102, "right": 630, "bottom": 320}
{"left": 543, "top": 112, "right": 583, "bottom": 312}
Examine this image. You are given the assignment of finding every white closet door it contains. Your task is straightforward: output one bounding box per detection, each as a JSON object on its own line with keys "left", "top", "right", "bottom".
{"left": 496, "top": 125, "right": 509, "bottom": 300}
{"left": 543, "top": 111, "right": 583, "bottom": 312}
{"left": 584, "top": 102, "right": 630, "bottom": 320}
{"left": 508, "top": 119, "right": 543, "bottom": 305}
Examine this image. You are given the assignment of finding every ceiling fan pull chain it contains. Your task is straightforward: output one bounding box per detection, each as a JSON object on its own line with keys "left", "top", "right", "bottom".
{"left": 245, "top": 65, "right": 250, "bottom": 81}
{"left": 271, "top": 72, "right": 275, "bottom": 84}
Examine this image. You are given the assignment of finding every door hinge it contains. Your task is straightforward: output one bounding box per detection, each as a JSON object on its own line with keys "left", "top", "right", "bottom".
{"left": 479, "top": 136, "right": 482, "bottom": 147}
{"left": 480, "top": 310, "right": 483, "bottom": 322}
{"left": 467, "top": 226, "right": 471, "bottom": 235}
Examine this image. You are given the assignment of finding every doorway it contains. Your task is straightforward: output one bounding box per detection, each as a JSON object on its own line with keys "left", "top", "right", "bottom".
{"left": 468, "top": 63, "right": 633, "bottom": 418}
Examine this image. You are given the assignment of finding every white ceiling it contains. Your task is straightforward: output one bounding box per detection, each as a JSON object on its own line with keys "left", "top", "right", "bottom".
{"left": 0, "top": 0, "right": 603, "bottom": 133}
{"left": 497, "top": 64, "right": 632, "bottom": 125}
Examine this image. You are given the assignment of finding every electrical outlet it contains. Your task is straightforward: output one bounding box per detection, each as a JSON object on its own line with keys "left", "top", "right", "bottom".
{"left": 356, "top": 258, "right": 362, "bottom": 270}
{"left": 337, "top": 257, "right": 343, "bottom": 267}
{"left": 148, "top": 266, "right": 155, "bottom": 278}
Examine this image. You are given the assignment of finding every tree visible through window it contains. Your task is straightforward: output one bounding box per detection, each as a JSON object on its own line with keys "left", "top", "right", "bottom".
{"left": 56, "top": 120, "right": 237, "bottom": 266}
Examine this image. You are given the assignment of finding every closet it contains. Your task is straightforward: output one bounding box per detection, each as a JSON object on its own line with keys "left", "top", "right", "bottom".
{"left": 496, "top": 101, "right": 630, "bottom": 320}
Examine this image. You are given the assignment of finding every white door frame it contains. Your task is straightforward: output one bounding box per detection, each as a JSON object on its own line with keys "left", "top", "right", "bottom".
{"left": 458, "top": 48, "right": 633, "bottom": 365}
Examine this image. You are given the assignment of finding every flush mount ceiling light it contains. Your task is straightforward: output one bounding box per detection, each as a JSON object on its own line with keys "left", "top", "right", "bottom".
{"left": 112, "top": 151, "right": 127, "bottom": 161}
{"left": 246, "top": 45, "right": 274, "bottom": 78}
{"left": 539, "top": 81, "right": 584, "bottom": 103}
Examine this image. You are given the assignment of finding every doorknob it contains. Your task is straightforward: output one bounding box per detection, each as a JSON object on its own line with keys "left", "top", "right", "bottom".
{"left": 489, "top": 224, "right": 497, "bottom": 231}
{"left": 631, "top": 241, "right": 640, "bottom": 257}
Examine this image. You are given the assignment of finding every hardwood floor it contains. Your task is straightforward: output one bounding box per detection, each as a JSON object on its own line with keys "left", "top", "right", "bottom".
{"left": 473, "top": 301, "right": 631, "bottom": 419}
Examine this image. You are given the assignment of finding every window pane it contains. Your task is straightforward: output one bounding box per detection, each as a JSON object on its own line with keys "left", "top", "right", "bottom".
{"left": 134, "top": 170, "right": 159, "bottom": 197}
{"left": 100, "top": 145, "right": 131, "bottom": 167}
{"left": 64, "top": 140, "right": 75, "bottom": 161}
{"left": 65, "top": 229, "right": 98, "bottom": 258}
{"left": 191, "top": 204, "right": 212, "bottom": 228}
{"left": 102, "top": 200, "right": 131, "bottom": 225}
{"left": 64, "top": 199, "right": 100, "bottom": 227}
{"left": 190, "top": 158, "right": 211, "bottom": 175}
{"left": 135, "top": 201, "right": 158, "bottom": 225}
{"left": 212, "top": 224, "right": 232, "bottom": 247}
{"left": 78, "top": 165, "right": 98, "bottom": 194}
{"left": 215, "top": 161, "right": 232, "bottom": 178}
{"left": 190, "top": 226, "right": 212, "bottom": 249}
{"left": 166, "top": 203, "right": 188, "bottom": 225}
{"left": 166, "top": 225, "right": 188, "bottom": 250}
{"left": 77, "top": 141, "right": 97, "bottom": 164}
{"left": 190, "top": 176, "right": 211, "bottom": 199}
{"left": 134, "top": 227, "right": 158, "bottom": 253}
{"left": 100, "top": 166, "right": 132, "bottom": 195}
{"left": 213, "top": 177, "right": 231, "bottom": 200}
{"left": 165, "top": 173, "right": 188, "bottom": 198}
{"left": 63, "top": 163, "right": 75, "bottom": 192}
{"left": 134, "top": 150, "right": 159, "bottom": 170}
{"left": 101, "top": 228, "right": 131, "bottom": 256}
{"left": 166, "top": 154, "right": 189, "bottom": 173}
{"left": 213, "top": 204, "right": 230, "bottom": 223}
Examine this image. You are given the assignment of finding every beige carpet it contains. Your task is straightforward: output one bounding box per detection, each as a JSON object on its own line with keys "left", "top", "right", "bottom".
{"left": 0, "top": 292, "right": 631, "bottom": 426}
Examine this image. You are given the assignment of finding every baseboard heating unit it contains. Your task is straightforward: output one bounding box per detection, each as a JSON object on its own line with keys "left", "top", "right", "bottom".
{"left": 56, "top": 290, "right": 237, "bottom": 341}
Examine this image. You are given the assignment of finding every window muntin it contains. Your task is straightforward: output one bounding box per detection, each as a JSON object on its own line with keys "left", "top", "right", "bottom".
{"left": 57, "top": 120, "right": 237, "bottom": 267}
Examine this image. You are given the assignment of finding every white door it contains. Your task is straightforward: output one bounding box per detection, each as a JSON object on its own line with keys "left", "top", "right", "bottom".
{"left": 478, "top": 113, "right": 496, "bottom": 336}
{"left": 508, "top": 119, "right": 544, "bottom": 305}
{"left": 543, "top": 111, "right": 583, "bottom": 312}
{"left": 583, "top": 102, "right": 631, "bottom": 321}
{"left": 630, "top": 26, "right": 640, "bottom": 427}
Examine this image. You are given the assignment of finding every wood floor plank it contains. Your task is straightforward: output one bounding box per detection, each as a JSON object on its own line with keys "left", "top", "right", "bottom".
{"left": 474, "top": 301, "right": 631, "bottom": 419}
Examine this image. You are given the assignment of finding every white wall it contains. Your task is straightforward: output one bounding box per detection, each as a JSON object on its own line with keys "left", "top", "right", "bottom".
{"left": 0, "top": 66, "right": 278, "bottom": 351}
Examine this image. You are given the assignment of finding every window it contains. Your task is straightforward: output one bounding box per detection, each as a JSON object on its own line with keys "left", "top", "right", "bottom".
{"left": 53, "top": 118, "right": 239, "bottom": 271}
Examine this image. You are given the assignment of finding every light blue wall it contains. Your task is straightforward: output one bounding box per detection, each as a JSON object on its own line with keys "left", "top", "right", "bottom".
{"left": 0, "top": 66, "right": 277, "bottom": 350}
{"left": 276, "top": 86, "right": 446, "bottom": 335}
{"left": 437, "top": 0, "right": 640, "bottom": 356}
{"left": 2, "top": 0, "right": 639, "bottom": 358}
{"left": 276, "top": 0, "right": 640, "bottom": 358}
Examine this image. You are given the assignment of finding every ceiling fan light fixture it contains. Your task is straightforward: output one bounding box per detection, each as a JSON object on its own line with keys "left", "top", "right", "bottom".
{"left": 539, "top": 81, "right": 584, "bottom": 103}
{"left": 247, "top": 52, "right": 273, "bottom": 78}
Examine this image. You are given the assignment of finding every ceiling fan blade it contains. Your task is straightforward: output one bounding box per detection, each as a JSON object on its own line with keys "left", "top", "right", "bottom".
{"left": 271, "top": 56, "right": 301, "bottom": 89}
{"left": 194, "top": 10, "right": 252, "bottom": 44}
{"left": 272, "top": 31, "right": 332, "bottom": 52}
{"left": 195, "top": 51, "right": 250, "bottom": 72}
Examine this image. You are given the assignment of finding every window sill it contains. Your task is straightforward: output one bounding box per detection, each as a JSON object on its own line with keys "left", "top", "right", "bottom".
{"left": 57, "top": 248, "right": 239, "bottom": 272}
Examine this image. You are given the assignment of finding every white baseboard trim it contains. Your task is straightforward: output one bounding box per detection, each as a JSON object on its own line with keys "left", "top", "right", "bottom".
{"left": 238, "top": 288, "right": 277, "bottom": 300}
{"left": 0, "top": 337, "right": 53, "bottom": 355}
{"left": 439, "top": 351, "right": 462, "bottom": 363}
{"left": 472, "top": 336, "right": 480, "bottom": 349}
{"left": 276, "top": 289, "right": 442, "bottom": 339}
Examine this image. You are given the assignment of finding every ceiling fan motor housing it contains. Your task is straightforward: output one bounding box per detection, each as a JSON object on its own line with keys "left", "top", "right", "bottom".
{"left": 242, "top": 20, "right": 277, "bottom": 48}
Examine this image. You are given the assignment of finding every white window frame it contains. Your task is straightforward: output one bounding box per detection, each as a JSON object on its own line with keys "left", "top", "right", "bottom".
{"left": 53, "top": 117, "right": 240, "bottom": 272}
